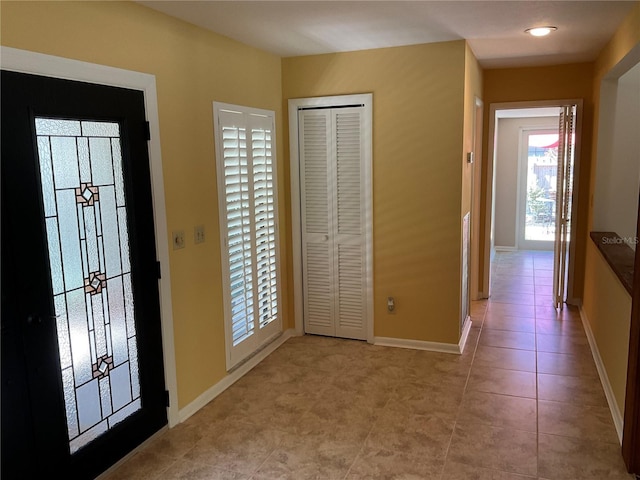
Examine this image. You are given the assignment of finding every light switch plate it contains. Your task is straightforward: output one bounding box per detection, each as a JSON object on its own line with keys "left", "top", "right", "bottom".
{"left": 172, "top": 230, "right": 185, "bottom": 250}
{"left": 194, "top": 225, "right": 205, "bottom": 244}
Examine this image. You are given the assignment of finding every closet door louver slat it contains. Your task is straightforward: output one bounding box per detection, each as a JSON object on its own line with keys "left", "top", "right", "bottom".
{"left": 336, "top": 111, "right": 362, "bottom": 236}
{"left": 305, "top": 243, "right": 333, "bottom": 329}
{"left": 337, "top": 244, "right": 364, "bottom": 330}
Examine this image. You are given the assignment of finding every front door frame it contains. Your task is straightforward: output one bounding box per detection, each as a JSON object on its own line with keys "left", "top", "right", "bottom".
{"left": 0, "top": 46, "right": 179, "bottom": 427}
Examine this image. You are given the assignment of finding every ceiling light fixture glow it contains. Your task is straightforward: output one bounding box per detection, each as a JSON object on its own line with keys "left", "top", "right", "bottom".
{"left": 525, "top": 26, "right": 558, "bottom": 37}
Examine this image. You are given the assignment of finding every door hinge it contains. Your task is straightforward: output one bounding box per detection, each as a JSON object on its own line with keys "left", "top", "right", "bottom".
{"left": 156, "top": 261, "right": 161, "bottom": 279}
{"left": 165, "top": 390, "right": 170, "bottom": 407}
{"left": 145, "top": 121, "right": 151, "bottom": 141}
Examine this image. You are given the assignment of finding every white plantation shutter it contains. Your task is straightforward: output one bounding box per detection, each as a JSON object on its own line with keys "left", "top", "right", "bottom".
{"left": 214, "top": 104, "right": 281, "bottom": 369}
{"left": 298, "top": 106, "right": 367, "bottom": 340}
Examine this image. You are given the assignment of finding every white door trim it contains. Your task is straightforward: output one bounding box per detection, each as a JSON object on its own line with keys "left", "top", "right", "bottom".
{"left": 1, "top": 46, "right": 179, "bottom": 427}
{"left": 288, "top": 94, "right": 374, "bottom": 343}
{"left": 484, "top": 99, "right": 583, "bottom": 304}
{"left": 470, "top": 96, "right": 484, "bottom": 301}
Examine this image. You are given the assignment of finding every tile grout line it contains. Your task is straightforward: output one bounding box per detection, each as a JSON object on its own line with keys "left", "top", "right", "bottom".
{"left": 533, "top": 252, "right": 541, "bottom": 479}
{"left": 439, "top": 291, "right": 486, "bottom": 479}
{"left": 340, "top": 398, "right": 384, "bottom": 480}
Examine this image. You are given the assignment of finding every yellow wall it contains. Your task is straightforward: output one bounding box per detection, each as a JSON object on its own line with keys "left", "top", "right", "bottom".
{"left": 480, "top": 62, "right": 595, "bottom": 300}
{"left": 584, "top": 243, "right": 632, "bottom": 414}
{"left": 283, "top": 41, "right": 468, "bottom": 343}
{"left": 9, "top": 0, "right": 631, "bottom": 415}
{"left": 0, "top": 1, "right": 286, "bottom": 408}
{"left": 582, "top": 1, "right": 640, "bottom": 416}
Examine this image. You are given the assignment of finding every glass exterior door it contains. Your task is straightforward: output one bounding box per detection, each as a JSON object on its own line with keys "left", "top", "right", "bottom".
{"left": 518, "top": 129, "right": 559, "bottom": 250}
{"left": 1, "top": 71, "right": 167, "bottom": 479}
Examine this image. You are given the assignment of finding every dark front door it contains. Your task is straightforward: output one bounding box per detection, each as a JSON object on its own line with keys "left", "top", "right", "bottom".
{"left": 1, "top": 71, "right": 167, "bottom": 479}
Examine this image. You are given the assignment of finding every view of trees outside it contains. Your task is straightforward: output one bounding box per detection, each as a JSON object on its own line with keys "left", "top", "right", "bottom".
{"left": 525, "top": 134, "right": 558, "bottom": 242}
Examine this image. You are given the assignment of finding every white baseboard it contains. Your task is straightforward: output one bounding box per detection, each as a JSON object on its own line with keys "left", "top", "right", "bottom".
{"left": 567, "top": 297, "right": 582, "bottom": 308}
{"left": 494, "top": 246, "right": 517, "bottom": 252}
{"left": 579, "top": 307, "right": 624, "bottom": 444}
{"left": 375, "top": 320, "right": 472, "bottom": 355}
{"left": 178, "top": 328, "right": 297, "bottom": 423}
{"left": 459, "top": 317, "right": 473, "bottom": 353}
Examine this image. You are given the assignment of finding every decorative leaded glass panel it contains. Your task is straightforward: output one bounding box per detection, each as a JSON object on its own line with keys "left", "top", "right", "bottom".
{"left": 35, "top": 118, "right": 140, "bottom": 454}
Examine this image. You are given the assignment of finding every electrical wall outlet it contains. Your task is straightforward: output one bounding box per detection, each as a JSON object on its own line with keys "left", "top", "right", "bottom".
{"left": 172, "top": 230, "right": 185, "bottom": 250}
{"left": 387, "top": 297, "right": 395, "bottom": 313}
{"left": 194, "top": 225, "right": 205, "bottom": 244}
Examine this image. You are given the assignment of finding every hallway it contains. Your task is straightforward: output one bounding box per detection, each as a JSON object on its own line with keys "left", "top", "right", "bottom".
{"left": 476, "top": 249, "right": 630, "bottom": 478}
{"left": 101, "top": 250, "right": 632, "bottom": 479}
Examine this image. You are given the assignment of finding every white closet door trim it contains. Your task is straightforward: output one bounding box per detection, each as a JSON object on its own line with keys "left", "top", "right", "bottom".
{"left": 289, "top": 94, "right": 373, "bottom": 343}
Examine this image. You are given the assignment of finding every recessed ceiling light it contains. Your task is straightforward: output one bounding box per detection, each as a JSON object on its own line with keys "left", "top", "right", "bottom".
{"left": 525, "top": 26, "right": 558, "bottom": 37}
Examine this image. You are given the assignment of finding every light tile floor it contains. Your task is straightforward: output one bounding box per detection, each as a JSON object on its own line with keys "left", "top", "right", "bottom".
{"left": 102, "top": 250, "right": 634, "bottom": 479}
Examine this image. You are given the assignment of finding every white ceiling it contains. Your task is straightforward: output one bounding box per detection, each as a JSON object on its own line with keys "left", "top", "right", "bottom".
{"left": 137, "top": 0, "right": 636, "bottom": 68}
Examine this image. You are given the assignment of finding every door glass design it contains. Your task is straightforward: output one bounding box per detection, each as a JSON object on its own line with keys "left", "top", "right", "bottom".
{"left": 523, "top": 133, "right": 559, "bottom": 242}
{"left": 34, "top": 118, "right": 140, "bottom": 454}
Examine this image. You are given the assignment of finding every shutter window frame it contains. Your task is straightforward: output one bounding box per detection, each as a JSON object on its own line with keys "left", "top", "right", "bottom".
{"left": 213, "top": 102, "right": 282, "bottom": 370}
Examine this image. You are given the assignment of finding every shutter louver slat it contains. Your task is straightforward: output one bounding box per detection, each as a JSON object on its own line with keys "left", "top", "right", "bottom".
{"left": 252, "top": 125, "right": 278, "bottom": 329}
{"left": 221, "top": 123, "right": 255, "bottom": 347}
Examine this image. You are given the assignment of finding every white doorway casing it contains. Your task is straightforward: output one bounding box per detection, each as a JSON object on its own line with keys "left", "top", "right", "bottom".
{"left": 483, "top": 99, "right": 583, "bottom": 305}
{"left": 288, "top": 94, "right": 374, "bottom": 342}
{"left": 470, "top": 97, "right": 484, "bottom": 301}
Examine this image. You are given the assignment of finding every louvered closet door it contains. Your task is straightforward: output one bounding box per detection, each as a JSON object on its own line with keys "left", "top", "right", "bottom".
{"left": 298, "top": 107, "right": 367, "bottom": 340}
{"left": 299, "top": 110, "right": 335, "bottom": 336}
{"left": 332, "top": 108, "right": 366, "bottom": 339}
